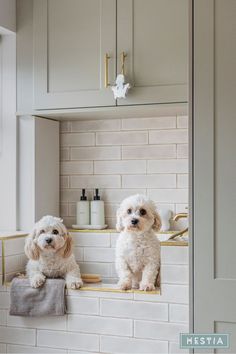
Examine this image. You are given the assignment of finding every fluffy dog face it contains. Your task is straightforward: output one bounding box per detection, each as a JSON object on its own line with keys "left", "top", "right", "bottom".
{"left": 116, "top": 195, "right": 161, "bottom": 234}
{"left": 25, "top": 215, "right": 73, "bottom": 260}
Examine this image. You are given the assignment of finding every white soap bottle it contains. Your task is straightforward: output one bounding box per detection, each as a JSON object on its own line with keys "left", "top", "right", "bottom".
{"left": 90, "top": 189, "right": 105, "bottom": 226}
{"left": 76, "top": 189, "right": 90, "bottom": 225}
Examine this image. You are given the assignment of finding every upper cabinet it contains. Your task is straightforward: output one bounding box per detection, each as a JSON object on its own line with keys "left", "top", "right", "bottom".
{"left": 33, "top": 0, "right": 116, "bottom": 109}
{"left": 116, "top": 0, "right": 188, "bottom": 106}
{"left": 33, "top": 0, "right": 188, "bottom": 110}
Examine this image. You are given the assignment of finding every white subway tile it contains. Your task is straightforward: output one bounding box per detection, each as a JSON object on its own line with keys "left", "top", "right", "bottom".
{"left": 105, "top": 203, "right": 119, "bottom": 218}
{"left": 7, "top": 344, "right": 67, "bottom": 353}
{"left": 68, "top": 314, "right": 132, "bottom": 336}
{"left": 0, "top": 327, "right": 36, "bottom": 346}
{"left": 60, "top": 121, "right": 71, "bottom": 133}
{"left": 147, "top": 189, "right": 188, "bottom": 203}
{"left": 94, "top": 160, "right": 146, "bottom": 174}
{"left": 71, "top": 146, "right": 121, "bottom": 160}
{"left": 79, "top": 262, "right": 111, "bottom": 277}
{"left": 4, "top": 238, "right": 26, "bottom": 256}
{"left": 134, "top": 284, "right": 189, "bottom": 304}
{"left": 122, "top": 145, "right": 176, "bottom": 159}
{"left": 66, "top": 290, "right": 133, "bottom": 300}
{"left": 105, "top": 217, "right": 116, "bottom": 229}
{"left": 61, "top": 161, "right": 93, "bottom": 175}
{"left": 177, "top": 115, "right": 188, "bottom": 129}
{"left": 61, "top": 190, "right": 84, "bottom": 202}
{"left": 6, "top": 314, "right": 67, "bottom": 330}
{"left": 71, "top": 119, "right": 121, "bottom": 132}
{"left": 100, "top": 189, "right": 146, "bottom": 203}
{"left": 63, "top": 217, "right": 76, "bottom": 228}
{"left": 177, "top": 174, "right": 188, "bottom": 188}
{"left": 100, "top": 299, "right": 168, "bottom": 321}
{"left": 149, "top": 129, "right": 188, "bottom": 144}
{"left": 161, "top": 246, "right": 188, "bottom": 265}
{"left": 70, "top": 175, "right": 121, "bottom": 189}
{"left": 110, "top": 232, "right": 119, "bottom": 247}
{"left": 122, "top": 116, "right": 176, "bottom": 130}
{"left": 175, "top": 204, "right": 188, "bottom": 213}
{"left": 96, "top": 131, "right": 148, "bottom": 145}
{"left": 84, "top": 248, "right": 115, "bottom": 262}
{"left": 122, "top": 174, "right": 176, "bottom": 188}
{"left": 73, "top": 233, "right": 110, "bottom": 247}
{"left": 100, "top": 335, "right": 168, "bottom": 353}
{"left": 68, "top": 351, "right": 99, "bottom": 354}
{"left": 73, "top": 247, "right": 83, "bottom": 261}
{"left": 0, "top": 309, "right": 7, "bottom": 325}
{"left": 37, "top": 330, "right": 99, "bottom": 352}
{"left": 61, "top": 133, "right": 95, "bottom": 147}
{"left": 5, "top": 254, "right": 27, "bottom": 274}
{"left": 60, "top": 176, "right": 69, "bottom": 189}
{"left": 68, "top": 203, "right": 76, "bottom": 217}
{"left": 177, "top": 144, "right": 188, "bottom": 158}
{"left": 134, "top": 320, "right": 188, "bottom": 341}
{"left": 169, "top": 341, "right": 189, "bottom": 353}
{"left": 169, "top": 304, "right": 189, "bottom": 323}
{"left": 66, "top": 296, "right": 99, "bottom": 314}
{"left": 162, "top": 265, "right": 189, "bottom": 284}
{"left": 0, "top": 344, "right": 6, "bottom": 353}
{"left": 147, "top": 159, "right": 188, "bottom": 174}
{"left": 60, "top": 203, "right": 68, "bottom": 217}
{"left": 60, "top": 148, "right": 69, "bottom": 161}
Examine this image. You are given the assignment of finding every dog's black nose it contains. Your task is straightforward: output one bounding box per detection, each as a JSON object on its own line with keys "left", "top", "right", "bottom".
{"left": 131, "top": 218, "right": 139, "bottom": 225}
{"left": 45, "top": 237, "right": 52, "bottom": 244}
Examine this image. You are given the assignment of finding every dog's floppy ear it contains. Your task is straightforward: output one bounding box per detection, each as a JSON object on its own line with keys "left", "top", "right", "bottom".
{"left": 24, "top": 231, "right": 40, "bottom": 260}
{"left": 61, "top": 232, "right": 73, "bottom": 258}
{"left": 152, "top": 210, "right": 162, "bottom": 232}
{"left": 116, "top": 207, "right": 124, "bottom": 232}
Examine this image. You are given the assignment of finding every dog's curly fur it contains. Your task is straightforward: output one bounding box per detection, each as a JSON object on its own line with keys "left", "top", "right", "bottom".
{"left": 25, "top": 215, "right": 83, "bottom": 289}
{"left": 116, "top": 195, "right": 161, "bottom": 291}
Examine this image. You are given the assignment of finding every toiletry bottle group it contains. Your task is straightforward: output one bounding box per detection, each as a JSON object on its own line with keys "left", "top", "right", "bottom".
{"left": 76, "top": 189, "right": 105, "bottom": 226}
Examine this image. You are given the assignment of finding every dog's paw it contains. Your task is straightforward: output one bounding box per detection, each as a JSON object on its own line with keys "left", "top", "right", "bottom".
{"left": 132, "top": 281, "right": 140, "bottom": 289}
{"left": 30, "top": 274, "right": 46, "bottom": 288}
{"left": 139, "top": 282, "right": 156, "bottom": 291}
{"left": 67, "top": 279, "right": 83, "bottom": 289}
{"left": 118, "top": 280, "right": 132, "bottom": 290}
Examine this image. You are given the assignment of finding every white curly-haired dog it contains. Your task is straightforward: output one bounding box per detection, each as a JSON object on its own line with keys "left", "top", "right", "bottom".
{"left": 25, "top": 215, "right": 83, "bottom": 289}
{"left": 116, "top": 195, "right": 161, "bottom": 291}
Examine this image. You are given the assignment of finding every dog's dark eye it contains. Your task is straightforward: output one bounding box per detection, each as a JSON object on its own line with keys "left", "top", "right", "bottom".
{"left": 39, "top": 229, "right": 45, "bottom": 234}
{"left": 127, "top": 208, "right": 132, "bottom": 214}
{"left": 52, "top": 229, "right": 59, "bottom": 235}
{"left": 140, "top": 209, "right": 146, "bottom": 216}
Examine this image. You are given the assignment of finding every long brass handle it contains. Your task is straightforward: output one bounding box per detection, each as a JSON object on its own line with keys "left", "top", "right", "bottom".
{"left": 104, "top": 53, "right": 110, "bottom": 88}
{"left": 121, "top": 51, "right": 127, "bottom": 75}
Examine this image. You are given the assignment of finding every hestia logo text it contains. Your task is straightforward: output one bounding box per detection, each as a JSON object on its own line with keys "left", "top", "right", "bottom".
{"left": 180, "top": 334, "right": 229, "bottom": 349}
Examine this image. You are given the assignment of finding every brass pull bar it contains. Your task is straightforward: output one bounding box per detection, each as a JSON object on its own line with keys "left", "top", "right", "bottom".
{"left": 104, "top": 53, "right": 110, "bottom": 88}
{"left": 121, "top": 52, "right": 127, "bottom": 75}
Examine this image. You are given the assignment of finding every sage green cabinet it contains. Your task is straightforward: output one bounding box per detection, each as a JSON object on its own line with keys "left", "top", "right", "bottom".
{"left": 33, "top": 0, "right": 188, "bottom": 110}
{"left": 117, "top": 0, "right": 188, "bottom": 105}
{"left": 33, "top": 0, "right": 116, "bottom": 109}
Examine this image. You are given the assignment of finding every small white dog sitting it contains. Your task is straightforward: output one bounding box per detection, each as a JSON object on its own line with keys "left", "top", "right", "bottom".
{"left": 116, "top": 195, "right": 161, "bottom": 291}
{"left": 25, "top": 215, "right": 83, "bottom": 289}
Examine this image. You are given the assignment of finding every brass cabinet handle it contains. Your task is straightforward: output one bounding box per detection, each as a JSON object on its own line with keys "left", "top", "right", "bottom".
{"left": 121, "top": 52, "right": 127, "bottom": 75}
{"left": 104, "top": 53, "right": 110, "bottom": 88}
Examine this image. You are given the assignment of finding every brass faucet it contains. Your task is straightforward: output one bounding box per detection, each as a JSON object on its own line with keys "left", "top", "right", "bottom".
{"left": 168, "top": 212, "right": 188, "bottom": 240}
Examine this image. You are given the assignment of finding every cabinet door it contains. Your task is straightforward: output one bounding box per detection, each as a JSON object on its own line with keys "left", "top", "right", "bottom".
{"left": 117, "top": 0, "right": 188, "bottom": 105}
{"left": 33, "top": 0, "right": 116, "bottom": 109}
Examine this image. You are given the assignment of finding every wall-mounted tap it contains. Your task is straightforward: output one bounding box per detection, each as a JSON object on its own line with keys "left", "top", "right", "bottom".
{"left": 168, "top": 212, "right": 188, "bottom": 240}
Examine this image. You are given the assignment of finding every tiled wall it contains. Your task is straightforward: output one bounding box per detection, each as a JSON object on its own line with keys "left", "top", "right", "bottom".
{"left": 0, "top": 239, "right": 189, "bottom": 354}
{"left": 60, "top": 115, "right": 188, "bottom": 228}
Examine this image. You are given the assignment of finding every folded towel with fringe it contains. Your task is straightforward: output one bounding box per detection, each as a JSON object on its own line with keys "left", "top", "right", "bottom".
{"left": 10, "top": 277, "right": 66, "bottom": 316}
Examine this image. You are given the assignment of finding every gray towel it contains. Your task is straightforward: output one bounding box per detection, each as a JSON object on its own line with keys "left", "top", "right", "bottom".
{"left": 10, "top": 277, "right": 66, "bottom": 316}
